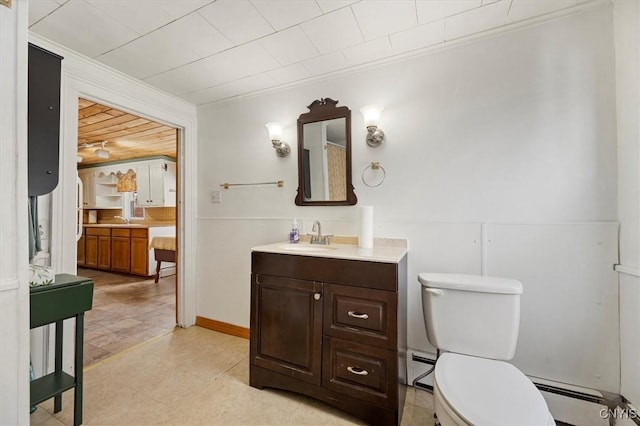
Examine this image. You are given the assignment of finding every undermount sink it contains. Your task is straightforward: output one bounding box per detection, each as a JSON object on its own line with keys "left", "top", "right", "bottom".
{"left": 277, "top": 244, "right": 336, "bottom": 252}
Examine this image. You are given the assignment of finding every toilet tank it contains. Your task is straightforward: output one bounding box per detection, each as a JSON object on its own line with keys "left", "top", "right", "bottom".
{"left": 419, "top": 273, "right": 523, "bottom": 361}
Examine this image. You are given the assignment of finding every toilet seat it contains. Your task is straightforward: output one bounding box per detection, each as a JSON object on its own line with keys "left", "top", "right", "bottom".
{"left": 435, "top": 353, "right": 554, "bottom": 426}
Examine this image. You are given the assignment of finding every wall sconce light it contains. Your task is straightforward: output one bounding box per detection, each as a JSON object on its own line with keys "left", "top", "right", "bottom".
{"left": 360, "top": 105, "right": 385, "bottom": 147}
{"left": 265, "top": 122, "right": 290, "bottom": 157}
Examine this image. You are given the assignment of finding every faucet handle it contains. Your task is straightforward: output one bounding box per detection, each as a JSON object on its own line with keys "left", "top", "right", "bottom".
{"left": 322, "top": 235, "right": 333, "bottom": 244}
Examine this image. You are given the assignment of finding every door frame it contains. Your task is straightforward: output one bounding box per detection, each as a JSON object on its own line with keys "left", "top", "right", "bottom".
{"left": 30, "top": 34, "right": 198, "bottom": 338}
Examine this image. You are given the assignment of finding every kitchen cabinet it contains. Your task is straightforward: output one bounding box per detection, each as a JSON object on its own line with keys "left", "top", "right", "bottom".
{"left": 136, "top": 160, "right": 176, "bottom": 207}
{"left": 130, "top": 229, "right": 149, "bottom": 276}
{"left": 250, "top": 250, "right": 407, "bottom": 426}
{"left": 93, "top": 172, "right": 122, "bottom": 209}
{"left": 79, "top": 225, "right": 174, "bottom": 277}
{"left": 78, "top": 170, "right": 122, "bottom": 209}
{"left": 77, "top": 234, "right": 85, "bottom": 266}
{"left": 78, "top": 158, "right": 176, "bottom": 209}
{"left": 84, "top": 227, "right": 111, "bottom": 271}
{"left": 78, "top": 170, "right": 95, "bottom": 209}
{"left": 110, "top": 229, "right": 131, "bottom": 273}
{"left": 28, "top": 44, "right": 62, "bottom": 196}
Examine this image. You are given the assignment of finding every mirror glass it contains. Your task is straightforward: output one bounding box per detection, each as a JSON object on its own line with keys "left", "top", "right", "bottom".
{"left": 295, "top": 99, "right": 357, "bottom": 206}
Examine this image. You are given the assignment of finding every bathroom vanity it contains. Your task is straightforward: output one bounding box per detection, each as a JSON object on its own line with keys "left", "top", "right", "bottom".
{"left": 250, "top": 241, "right": 407, "bottom": 425}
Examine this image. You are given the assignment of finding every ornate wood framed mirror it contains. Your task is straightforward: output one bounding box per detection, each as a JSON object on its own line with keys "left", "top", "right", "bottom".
{"left": 295, "top": 98, "right": 357, "bottom": 206}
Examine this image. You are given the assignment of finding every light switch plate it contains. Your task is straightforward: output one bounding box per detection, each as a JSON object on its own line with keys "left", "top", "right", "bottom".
{"left": 0, "top": 0, "right": 11, "bottom": 8}
{"left": 210, "top": 190, "right": 222, "bottom": 203}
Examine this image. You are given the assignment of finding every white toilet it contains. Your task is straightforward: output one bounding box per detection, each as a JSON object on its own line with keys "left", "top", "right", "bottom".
{"left": 418, "top": 273, "right": 555, "bottom": 426}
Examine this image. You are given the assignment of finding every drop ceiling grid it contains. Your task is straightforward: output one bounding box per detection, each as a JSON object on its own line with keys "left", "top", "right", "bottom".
{"left": 29, "top": 0, "right": 599, "bottom": 106}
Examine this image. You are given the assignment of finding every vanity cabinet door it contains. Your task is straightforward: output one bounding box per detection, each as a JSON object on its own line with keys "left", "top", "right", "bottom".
{"left": 251, "top": 274, "right": 323, "bottom": 385}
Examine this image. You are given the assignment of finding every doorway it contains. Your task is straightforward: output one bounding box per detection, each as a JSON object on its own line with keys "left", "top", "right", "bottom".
{"left": 75, "top": 98, "right": 179, "bottom": 365}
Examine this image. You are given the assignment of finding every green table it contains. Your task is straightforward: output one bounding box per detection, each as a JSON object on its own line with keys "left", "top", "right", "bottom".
{"left": 30, "top": 274, "right": 93, "bottom": 426}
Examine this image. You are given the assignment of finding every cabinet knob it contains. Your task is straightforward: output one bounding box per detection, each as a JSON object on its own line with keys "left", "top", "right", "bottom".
{"left": 313, "top": 292, "right": 321, "bottom": 301}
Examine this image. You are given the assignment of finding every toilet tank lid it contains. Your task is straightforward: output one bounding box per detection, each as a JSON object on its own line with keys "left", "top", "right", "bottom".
{"left": 418, "top": 273, "right": 523, "bottom": 294}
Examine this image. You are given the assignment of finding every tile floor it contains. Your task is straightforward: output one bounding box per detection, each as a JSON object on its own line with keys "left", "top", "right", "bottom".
{"left": 78, "top": 268, "right": 177, "bottom": 366}
{"left": 30, "top": 326, "right": 435, "bottom": 425}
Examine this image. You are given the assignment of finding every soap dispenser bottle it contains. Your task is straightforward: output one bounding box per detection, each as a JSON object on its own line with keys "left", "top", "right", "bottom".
{"left": 289, "top": 219, "right": 300, "bottom": 243}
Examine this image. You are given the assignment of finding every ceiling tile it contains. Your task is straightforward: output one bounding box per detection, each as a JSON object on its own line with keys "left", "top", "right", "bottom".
{"left": 507, "top": 0, "right": 578, "bottom": 24}
{"left": 301, "top": 7, "right": 364, "bottom": 54}
{"left": 155, "top": 0, "right": 213, "bottom": 17}
{"left": 302, "top": 51, "right": 348, "bottom": 76}
{"left": 260, "top": 26, "right": 319, "bottom": 66}
{"left": 251, "top": 0, "right": 322, "bottom": 31}
{"left": 390, "top": 19, "right": 445, "bottom": 53}
{"left": 266, "top": 63, "right": 312, "bottom": 85}
{"left": 86, "top": 0, "right": 176, "bottom": 35}
{"left": 29, "top": 0, "right": 62, "bottom": 26}
{"left": 351, "top": 0, "right": 417, "bottom": 40}
{"left": 29, "top": 1, "right": 140, "bottom": 57}
{"left": 180, "top": 84, "right": 239, "bottom": 105}
{"left": 181, "top": 73, "right": 275, "bottom": 105}
{"left": 98, "top": 13, "right": 233, "bottom": 79}
{"left": 445, "top": 0, "right": 510, "bottom": 40}
{"left": 198, "top": 0, "right": 275, "bottom": 44}
{"left": 416, "top": 0, "right": 482, "bottom": 24}
{"left": 316, "top": 1, "right": 359, "bottom": 14}
{"left": 144, "top": 42, "right": 280, "bottom": 95}
{"left": 343, "top": 37, "right": 394, "bottom": 66}
{"left": 232, "top": 73, "right": 277, "bottom": 96}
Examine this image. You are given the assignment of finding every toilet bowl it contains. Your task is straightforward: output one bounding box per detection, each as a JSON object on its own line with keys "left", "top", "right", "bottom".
{"left": 434, "top": 353, "right": 555, "bottom": 425}
{"left": 418, "top": 273, "right": 555, "bottom": 426}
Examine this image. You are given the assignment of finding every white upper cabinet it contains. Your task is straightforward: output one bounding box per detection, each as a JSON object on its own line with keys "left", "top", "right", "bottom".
{"left": 79, "top": 158, "right": 176, "bottom": 209}
{"left": 78, "top": 170, "right": 96, "bottom": 208}
{"left": 136, "top": 159, "right": 176, "bottom": 207}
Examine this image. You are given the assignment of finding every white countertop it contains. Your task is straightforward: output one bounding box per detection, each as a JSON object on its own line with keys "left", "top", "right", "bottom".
{"left": 252, "top": 239, "right": 407, "bottom": 264}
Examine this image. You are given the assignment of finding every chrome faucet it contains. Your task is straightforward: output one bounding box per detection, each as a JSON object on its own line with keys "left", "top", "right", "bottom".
{"left": 310, "top": 220, "right": 332, "bottom": 245}
{"left": 114, "top": 215, "right": 130, "bottom": 224}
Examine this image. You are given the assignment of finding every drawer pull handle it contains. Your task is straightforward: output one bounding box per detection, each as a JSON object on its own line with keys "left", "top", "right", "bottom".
{"left": 314, "top": 292, "right": 322, "bottom": 301}
{"left": 347, "top": 366, "right": 369, "bottom": 376}
{"left": 347, "top": 311, "right": 368, "bottom": 320}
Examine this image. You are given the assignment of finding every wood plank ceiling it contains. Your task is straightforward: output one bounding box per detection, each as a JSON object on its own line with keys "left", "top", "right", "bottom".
{"left": 77, "top": 98, "right": 176, "bottom": 166}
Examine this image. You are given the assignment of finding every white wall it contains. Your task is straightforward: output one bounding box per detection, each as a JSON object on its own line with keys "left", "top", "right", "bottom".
{"left": 196, "top": 6, "right": 622, "bottom": 394}
{"left": 0, "top": 1, "right": 30, "bottom": 424}
{"left": 613, "top": 0, "right": 640, "bottom": 408}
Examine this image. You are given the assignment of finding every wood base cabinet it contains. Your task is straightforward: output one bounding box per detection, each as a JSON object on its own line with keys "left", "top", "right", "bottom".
{"left": 79, "top": 226, "right": 149, "bottom": 277}
{"left": 130, "top": 229, "right": 149, "bottom": 276}
{"left": 250, "top": 251, "right": 407, "bottom": 426}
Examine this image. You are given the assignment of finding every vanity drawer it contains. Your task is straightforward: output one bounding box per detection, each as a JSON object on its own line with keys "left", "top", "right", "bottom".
{"left": 324, "top": 283, "right": 396, "bottom": 349}
{"left": 322, "top": 336, "right": 396, "bottom": 407}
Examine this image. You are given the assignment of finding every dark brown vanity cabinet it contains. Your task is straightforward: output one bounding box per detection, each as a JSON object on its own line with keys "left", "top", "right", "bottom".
{"left": 250, "top": 251, "right": 407, "bottom": 426}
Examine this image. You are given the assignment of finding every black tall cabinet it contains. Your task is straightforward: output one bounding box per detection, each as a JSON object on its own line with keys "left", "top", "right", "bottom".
{"left": 28, "top": 44, "right": 63, "bottom": 196}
